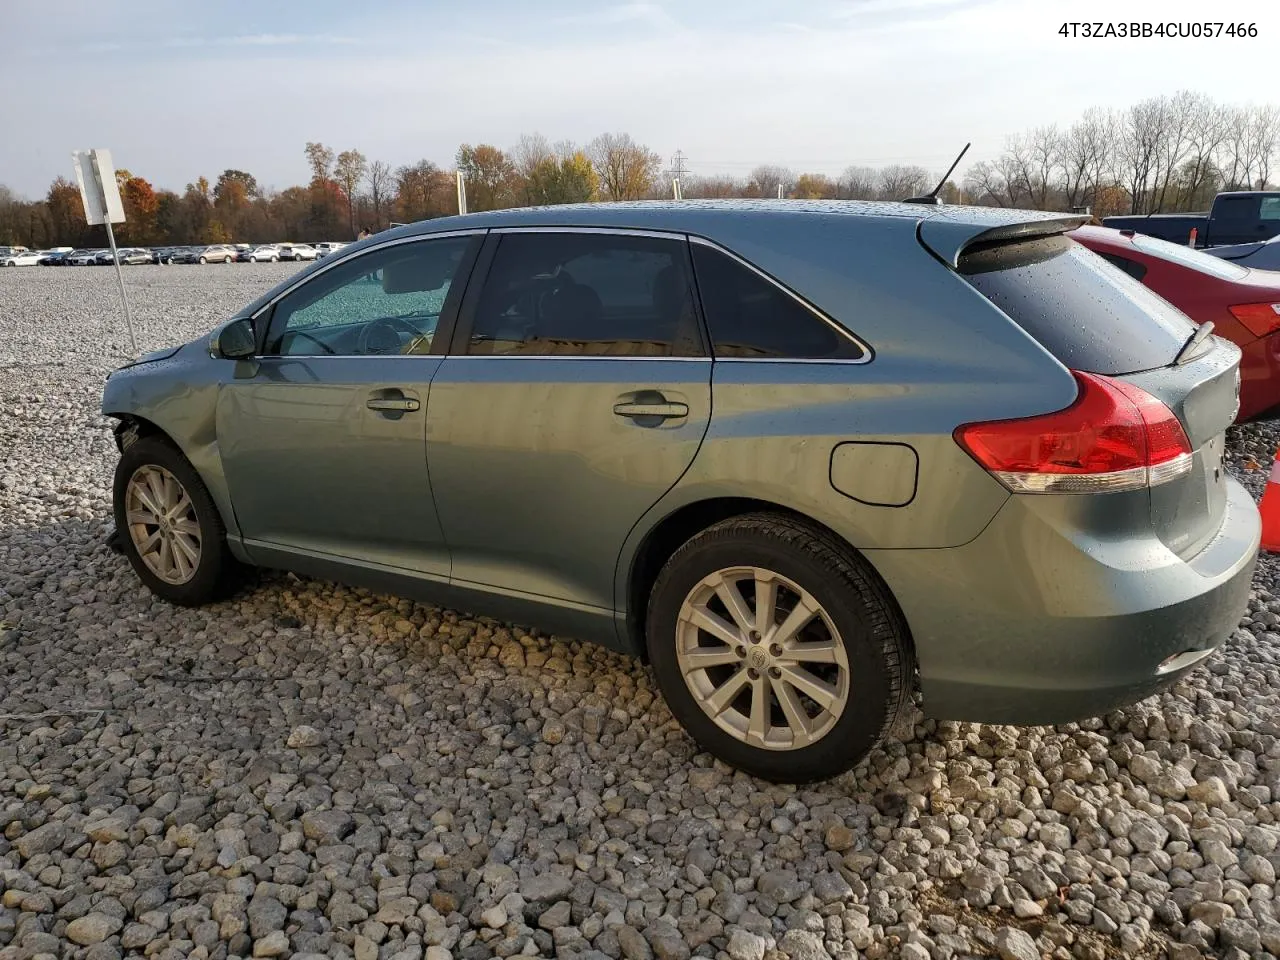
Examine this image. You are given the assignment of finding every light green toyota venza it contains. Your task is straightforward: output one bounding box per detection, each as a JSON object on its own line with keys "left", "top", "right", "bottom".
{"left": 103, "top": 200, "right": 1259, "bottom": 782}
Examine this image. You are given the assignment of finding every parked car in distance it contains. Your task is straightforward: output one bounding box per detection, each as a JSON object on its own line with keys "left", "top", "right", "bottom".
{"left": 68, "top": 249, "right": 104, "bottom": 266}
{"left": 154, "top": 246, "right": 188, "bottom": 265}
{"left": 174, "top": 245, "right": 238, "bottom": 264}
{"left": 1204, "top": 232, "right": 1280, "bottom": 273}
{"left": 1, "top": 250, "right": 46, "bottom": 266}
{"left": 1072, "top": 224, "right": 1280, "bottom": 422}
{"left": 102, "top": 201, "right": 1259, "bottom": 782}
{"left": 278, "top": 243, "right": 317, "bottom": 261}
{"left": 39, "top": 250, "right": 72, "bottom": 266}
{"left": 1103, "top": 191, "right": 1280, "bottom": 248}
{"left": 314, "top": 242, "right": 348, "bottom": 258}
{"left": 115, "top": 248, "right": 154, "bottom": 266}
{"left": 243, "top": 244, "right": 282, "bottom": 262}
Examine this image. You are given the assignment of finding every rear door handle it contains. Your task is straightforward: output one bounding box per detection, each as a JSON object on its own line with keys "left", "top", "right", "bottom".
{"left": 367, "top": 396, "right": 420, "bottom": 412}
{"left": 613, "top": 401, "right": 689, "bottom": 419}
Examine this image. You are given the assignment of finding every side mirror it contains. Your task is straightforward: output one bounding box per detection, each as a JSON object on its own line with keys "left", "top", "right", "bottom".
{"left": 211, "top": 317, "right": 256, "bottom": 360}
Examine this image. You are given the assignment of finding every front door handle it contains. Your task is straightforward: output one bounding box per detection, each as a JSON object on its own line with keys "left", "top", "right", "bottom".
{"left": 367, "top": 396, "right": 420, "bottom": 412}
{"left": 613, "top": 400, "right": 689, "bottom": 419}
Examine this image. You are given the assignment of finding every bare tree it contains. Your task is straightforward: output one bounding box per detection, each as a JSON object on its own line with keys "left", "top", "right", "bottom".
{"left": 876, "top": 165, "right": 931, "bottom": 200}
{"left": 587, "top": 133, "right": 662, "bottom": 201}
{"left": 746, "top": 165, "right": 797, "bottom": 198}
{"left": 963, "top": 160, "right": 1007, "bottom": 207}
{"left": 838, "top": 166, "right": 878, "bottom": 200}
{"left": 1025, "top": 126, "right": 1060, "bottom": 209}
{"left": 1117, "top": 97, "right": 1170, "bottom": 213}
{"left": 1059, "top": 111, "right": 1112, "bottom": 210}
{"left": 1250, "top": 104, "right": 1280, "bottom": 189}
{"left": 365, "top": 160, "right": 392, "bottom": 230}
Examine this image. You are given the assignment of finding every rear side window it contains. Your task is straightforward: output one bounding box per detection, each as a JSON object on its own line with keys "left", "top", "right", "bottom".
{"left": 1215, "top": 196, "right": 1260, "bottom": 221}
{"left": 1262, "top": 197, "right": 1280, "bottom": 221}
{"left": 961, "top": 235, "right": 1194, "bottom": 375}
{"left": 1097, "top": 252, "right": 1148, "bottom": 281}
{"left": 1130, "top": 233, "right": 1249, "bottom": 280}
{"left": 691, "top": 244, "right": 865, "bottom": 360}
{"left": 467, "top": 233, "right": 702, "bottom": 357}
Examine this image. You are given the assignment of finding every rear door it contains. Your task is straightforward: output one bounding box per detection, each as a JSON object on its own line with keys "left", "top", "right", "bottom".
{"left": 960, "top": 233, "right": 1239, "bottom": 560}
{"left": 426, "top": 228, "right": 712, "bottom": 611}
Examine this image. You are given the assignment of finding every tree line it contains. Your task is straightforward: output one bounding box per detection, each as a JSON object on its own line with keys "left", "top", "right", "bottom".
{"left": 964, "top": 93, "right": 1280, "bottom": 216}
{"left": 1, "top": 92, "right": 1277, "bottom": 248}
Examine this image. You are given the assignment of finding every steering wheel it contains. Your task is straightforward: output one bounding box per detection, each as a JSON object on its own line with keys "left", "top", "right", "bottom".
{"left": 358, "top": 316, "right": 424, "bottom": 356}
{"left": 283, "top": 330, "right": 337, "bottom": 355}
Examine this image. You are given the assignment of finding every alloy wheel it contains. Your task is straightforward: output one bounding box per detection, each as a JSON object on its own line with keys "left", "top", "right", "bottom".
{"left": 124, "top": 464, "right": 202, "bottom": 585}
{"left": 675, "top": 566, "right": 850, "bottom": 751}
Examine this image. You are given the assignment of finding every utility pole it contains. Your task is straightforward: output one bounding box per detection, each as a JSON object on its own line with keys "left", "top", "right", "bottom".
{"left": 670, "top": 150, "right": 688, "bottom": 182}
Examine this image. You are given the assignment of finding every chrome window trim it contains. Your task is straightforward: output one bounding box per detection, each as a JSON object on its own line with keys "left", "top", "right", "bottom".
{"left": 444, "top": 355, "right": 712, "bottom": 362}
{"left": 490, "top": 225, "right": 688, "bottom": 241}
{"left": 686, "top": 234, "right": 873, "bottom": 364}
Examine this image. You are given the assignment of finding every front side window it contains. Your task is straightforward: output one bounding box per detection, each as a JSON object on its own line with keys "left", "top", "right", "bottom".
{"left": 264, "top": 235, "right": 477, "bottom": 357}
{"left": 466, "top": 232, "right": 702, "bottom": 357}
{"left": 1261, "top": 197, "right": 1280, "bottom": 221}
{"left": 691, "top": 244, "right": 866, "bottom": 360}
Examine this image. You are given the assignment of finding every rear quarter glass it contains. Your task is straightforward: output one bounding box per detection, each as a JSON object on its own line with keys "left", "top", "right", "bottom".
{"left": 960, "top": 235, "right": 1194, "bottom": 376}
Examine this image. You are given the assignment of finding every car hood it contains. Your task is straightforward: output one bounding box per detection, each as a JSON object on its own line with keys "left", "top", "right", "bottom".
{"left": 109, "top": 343, "right": 185, "bottom": 376}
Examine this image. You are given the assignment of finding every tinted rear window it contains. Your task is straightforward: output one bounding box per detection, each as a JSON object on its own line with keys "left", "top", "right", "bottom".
{"left": 960, "top": 235, "right": 1194, "bottom": 375}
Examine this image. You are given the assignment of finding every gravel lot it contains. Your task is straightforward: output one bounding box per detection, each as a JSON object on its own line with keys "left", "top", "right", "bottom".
{"left": 2, "top": 264, "right": 1280, "bottom": 960}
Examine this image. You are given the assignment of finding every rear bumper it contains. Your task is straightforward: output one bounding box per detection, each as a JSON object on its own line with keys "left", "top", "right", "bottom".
{"left": 868, "top": 476, "right": 1259, "bottom": 726}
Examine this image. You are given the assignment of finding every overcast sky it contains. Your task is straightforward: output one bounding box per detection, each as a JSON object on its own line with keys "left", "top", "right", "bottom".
{"left": 2, "top": 0, "right": 1276, "bottom": 197}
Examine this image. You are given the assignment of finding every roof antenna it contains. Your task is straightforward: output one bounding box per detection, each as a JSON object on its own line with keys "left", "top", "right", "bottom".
{"left": 903, "top": 142, "right": 970, "bottom": 205}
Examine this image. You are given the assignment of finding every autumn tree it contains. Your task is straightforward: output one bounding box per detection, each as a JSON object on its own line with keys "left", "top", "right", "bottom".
{"left": 395, "top": 160, "right": 453, "bottom": 222}
{"left": 305, "top": 142, "right": 335, "bottom": 183}
{"left": 119, "top": 175, "right": 160, "bottom": 243}
{"left": 588, "top": 133, "right": 661, "bottom": 201}
{"left": 456, "top": 144, "right": 516, "bottom": 211}
{"left": 215, "top": 169, "right": 259, "bottom": 201}
{"left": 46, "top": 177, "right": 86, "bottom": 244}
{"left": 526, "top": 151, "right": 598, "bottom": 205}
{"left": 334, "top": 149, "right": 367, "bottom": 235}
{"left": 745, "top": 165, "right": 796, "bottom": 199}
{"left": 792, "top": 173, "right": 838, "bottom": 199}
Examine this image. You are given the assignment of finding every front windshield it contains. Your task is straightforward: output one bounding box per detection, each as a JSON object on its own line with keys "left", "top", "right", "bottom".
{"left": 1131, "top": 233, "right": 1250, "bottom": 280}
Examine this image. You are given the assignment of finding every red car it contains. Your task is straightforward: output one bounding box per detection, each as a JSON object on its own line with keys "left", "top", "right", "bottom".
{"left": 1072, "top": 225, "right": 1280, "bottom": 421}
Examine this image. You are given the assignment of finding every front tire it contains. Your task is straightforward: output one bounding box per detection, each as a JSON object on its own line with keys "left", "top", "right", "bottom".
{"left": 646, "top": 513, "right": 913, "bottom": 783}
{"left": 198, "top": 256, "right": 207, "bottom": 264}
{"left": 113, "top": 436, "right": 241, "bottom": 606}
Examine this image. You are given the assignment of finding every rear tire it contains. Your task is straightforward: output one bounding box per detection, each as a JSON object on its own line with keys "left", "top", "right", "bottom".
{"left": 198, "top": 256, "right": 207, "bottom": 264}
{"left": 646, "top": 512, "right": 913, "bottom": 783}
{"left": 113, "top": 436, "right": 242, "bottom": 606}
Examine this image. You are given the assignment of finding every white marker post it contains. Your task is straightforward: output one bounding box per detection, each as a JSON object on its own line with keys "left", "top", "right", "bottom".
{"left": 72, "top": 149, "right": 137, "bottom": 353}
{"left": 456, "top": 171, "right": 468, "bottom": 216}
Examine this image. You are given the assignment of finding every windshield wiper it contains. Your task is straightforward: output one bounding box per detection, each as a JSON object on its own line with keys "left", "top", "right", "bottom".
{"left": 1174, "top": 321, "right": 1214, "bottom": 365}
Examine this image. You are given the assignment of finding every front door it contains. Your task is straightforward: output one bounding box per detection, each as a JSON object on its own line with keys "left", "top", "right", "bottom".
{"left": 427, "top": 229, "right": 712, "bottom": 611}
{"left": 217, "top": 233, "right": 482, "bottom": 577}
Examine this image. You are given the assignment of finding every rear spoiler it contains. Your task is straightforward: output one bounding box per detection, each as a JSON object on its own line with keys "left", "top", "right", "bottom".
{"left": 919, "top": 214, "right": 1089, "bottom": 268}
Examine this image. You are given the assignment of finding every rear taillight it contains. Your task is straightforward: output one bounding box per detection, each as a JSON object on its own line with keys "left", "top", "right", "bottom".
{"left": 1229, "top": 302, "right": 1280, "bottom": 338}
{"left": 955, "top": 371, "right": 1193, "bottom": 494}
